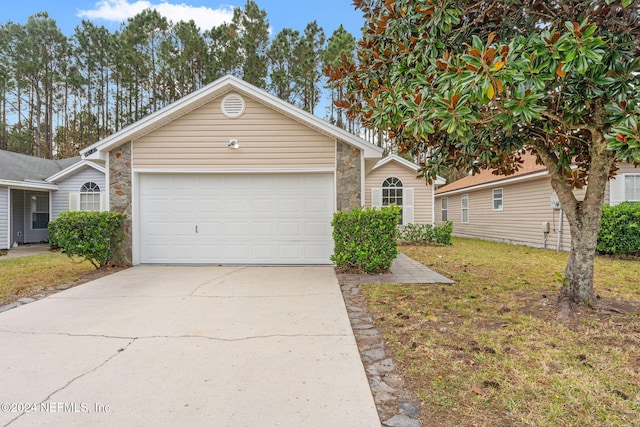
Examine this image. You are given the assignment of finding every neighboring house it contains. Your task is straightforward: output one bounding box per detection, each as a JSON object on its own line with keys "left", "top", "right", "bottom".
{"left": 434, "top": 154, "right": 639, "bottom": 250}
{"left": 0, "top": 150, "right": 106, "bottom": 249}
{"left": 365, "top": 154, "right": 446, "bottom": 225}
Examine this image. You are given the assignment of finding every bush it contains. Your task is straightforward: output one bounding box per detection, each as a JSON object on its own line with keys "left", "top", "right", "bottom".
{"left": 397, "top": 221, "right": 453, "bottom": 245}
{"left": 49, "top": 211, "right": 126, "bottom": 269}
{"left": 331, "top": 205, "right": 400, "bottom": 274}
{"left": 597, "top": 202, "right": 640, "bottom": 256}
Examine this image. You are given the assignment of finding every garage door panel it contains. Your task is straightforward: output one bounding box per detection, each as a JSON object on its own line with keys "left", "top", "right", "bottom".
{"left": 278, "top": 245, "right": 302, "bottom": 261}
{"left": 305, "top": 222, "right": 329, "bottom": 237}
{"left": 139, "top": 173, "right": 334, "bottom": 264}
{"left": 251, "top": 222, "right": 273, "bottom": 236}
{"left": 251, "top": 199, "right": 275, "bottom": 214}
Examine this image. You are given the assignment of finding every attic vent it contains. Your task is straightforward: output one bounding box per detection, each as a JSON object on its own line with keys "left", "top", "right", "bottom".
{"left": 221, "top": 93, "right": 246, "bottom": 118}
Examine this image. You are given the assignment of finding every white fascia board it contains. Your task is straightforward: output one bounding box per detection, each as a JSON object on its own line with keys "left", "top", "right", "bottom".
{"left": 81, "top": 75, "right": 383, "bottom": 161}
{"left": 434, "top": 176, "right": 447, "bottom": 185}
{"left": 435, "top": 171, "right": 549, "bottom": 197}
{"left": 372, "top": 155, "right": 447, "bottom": 186}
{"left": 46, "top": 160, "right": 106, "bottom": 183}
{"left": 0, "top": 179, "right": 58, "bottom": 191}
{"left": 227, "top": 77, "right": 383, "bottom": 159}
{"left": 132, "top": 168, "right": 336, "bottom": 174}
{"left": 372, "top": 154, "right": 420, "bottom": 172}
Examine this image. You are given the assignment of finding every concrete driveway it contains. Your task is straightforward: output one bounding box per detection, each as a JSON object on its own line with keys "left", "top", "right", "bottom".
{"left": 0, "top": 266, "right": 380, "bottom": 426}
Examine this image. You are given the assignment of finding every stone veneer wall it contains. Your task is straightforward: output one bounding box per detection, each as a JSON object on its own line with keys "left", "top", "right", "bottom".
{"left": 336, "top": 140, "right": 362, "bottom": 211}
{"left": 109, "top": 142, "right": 133, "bottom": 266}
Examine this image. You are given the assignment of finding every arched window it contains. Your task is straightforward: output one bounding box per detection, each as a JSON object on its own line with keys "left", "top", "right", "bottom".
{"left": 80, "top": 182, "right": 101, "bottom": 211}
{"left": 382, "top": 177, "right": 403, "bottom": 222}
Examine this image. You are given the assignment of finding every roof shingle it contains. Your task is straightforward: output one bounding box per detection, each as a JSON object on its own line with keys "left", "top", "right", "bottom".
{"left": 0, "top": 150, "right": 79, "bottom": 182}
{"left": 435, "top": 154, "right": 547, "bottom": 194}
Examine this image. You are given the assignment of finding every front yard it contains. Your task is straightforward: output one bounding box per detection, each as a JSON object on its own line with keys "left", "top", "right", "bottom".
{"left": 363, "top": 238, "right": 640, "bottom": 426}
{"left": 0, "top": 252, "right": 95, "bottom": 305}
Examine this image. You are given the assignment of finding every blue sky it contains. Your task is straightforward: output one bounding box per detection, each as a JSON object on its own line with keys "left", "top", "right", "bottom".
{"left": 4, "top": 0, "right": 364, "bottom": 41}
{"left": 3, "top": 0, "right": 365, "bottom": 118}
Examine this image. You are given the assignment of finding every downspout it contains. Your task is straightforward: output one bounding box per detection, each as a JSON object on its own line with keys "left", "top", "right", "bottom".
{"left": 557, "top": 207, "right": 563, "bottom": 251}
{"left": 6, "top": 187, "right": 10, "bottom": 249}
{"left": 431, "top": 184, "right": 436, "bottom": 225}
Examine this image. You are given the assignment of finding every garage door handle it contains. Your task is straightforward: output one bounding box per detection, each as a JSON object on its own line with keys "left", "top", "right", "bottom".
{"left": 195, "top": 225, "right": 198, "bottom": 234}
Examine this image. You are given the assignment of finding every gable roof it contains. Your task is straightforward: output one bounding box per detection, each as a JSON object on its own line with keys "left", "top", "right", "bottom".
{"left": 0, "top": 150, "right": 78, "bottom": 183}
{"left": 46, "top": 159, "right": 105, "bottom": 183}
{"left": 436, "top": 154, "right": 548, "bottom": 195}
{"left": 373, "top": 154, "right": 447, "bottom": 185}
{"left": 81, "top": 75, "right": 383, "bottom": 161}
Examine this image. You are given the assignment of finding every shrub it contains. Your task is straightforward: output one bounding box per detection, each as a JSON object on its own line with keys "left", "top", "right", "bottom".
{"left": 597, "top": 202, "right": 640, "bottom": 256}
{"left": 48, "top": 211, "right": 126, "bottom": 269}
{"left": 397, "top": 221, "right": 453, "bottom": 246}
{"left": 331, "top": 205, "right": 400, "bottom": 274}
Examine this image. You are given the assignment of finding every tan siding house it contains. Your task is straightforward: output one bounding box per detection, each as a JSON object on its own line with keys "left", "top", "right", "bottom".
{"left": 435, "top": 154, "right": 636, "bottom": 250}
{"left": 81, "top": 75, "right": 384, "bottom": 265}
{"left": 134, "top": 95, "right": 335, "bottom": 170}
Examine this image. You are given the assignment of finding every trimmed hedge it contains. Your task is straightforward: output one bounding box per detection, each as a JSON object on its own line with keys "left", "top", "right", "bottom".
{"left": 597, "top": 202, "right": 640, "bottom": 256}
{"left": 331, "top": 206, "right": 401, "bottom": 274}
{"left": 49, "top": 211, "right": 126, "bottom": 268}
{"left": 397, "top": 221, "right": 454, "bottom": 246}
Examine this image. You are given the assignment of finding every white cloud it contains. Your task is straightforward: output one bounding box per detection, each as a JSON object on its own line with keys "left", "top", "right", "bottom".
{"left": 78, "top": 0, "right": 235, "bottom": 31}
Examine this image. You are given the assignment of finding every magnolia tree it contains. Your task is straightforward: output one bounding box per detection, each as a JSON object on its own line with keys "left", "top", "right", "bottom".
{"left": 327, "top": 0, "right": 640, "bottom": 308}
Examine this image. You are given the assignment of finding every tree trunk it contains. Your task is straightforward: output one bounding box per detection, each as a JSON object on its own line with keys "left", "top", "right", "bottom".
{"left": 559, "top": 206, "right": 601, "bottom": 306}
{"left": 534, "top": 131, "right": 616, "bottom": 307}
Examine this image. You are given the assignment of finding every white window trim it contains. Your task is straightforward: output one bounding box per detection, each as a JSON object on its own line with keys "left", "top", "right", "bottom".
{"left": 493, "top": 188, "right": 504, "bottom": 211}
{"left": 80, "top": 182, "right": 101, "bottom": 212}
{"left": 441, "top": 197, "right": 448, "bottom": 221}
{"left": 382, "top": 176, "right": 404, "bottom": 223}
{"left": 461, "top": 194, "right": 469, "bottom": 224}
{"left": 624, "top": 174, "right": 640, "bottom": 202}
{"left": 31, "top": 195, "right": 49, "bottom": 230}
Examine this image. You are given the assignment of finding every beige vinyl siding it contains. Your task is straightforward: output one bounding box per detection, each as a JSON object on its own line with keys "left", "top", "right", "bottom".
{"left": 365, "top": 161, "right": 434, "bottom": 223}
{"left": 0, "top": 187, "right": 8, "bottom": 249}
{"left": 133, "top": 93, "right": 335, "bottom": 170}
{"left": 436, "top": 176, "right": 584, "bottom": 250}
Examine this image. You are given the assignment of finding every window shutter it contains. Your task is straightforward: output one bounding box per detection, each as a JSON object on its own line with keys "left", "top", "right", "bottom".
{"left": 609, "top": 175, "right": 624, "bottom": 206}
{"left": 100, "top": 192, "right": 107, "bottom": 212}
{"left": 403, "top": 187, "right": 414, "bottom": 225}
{"left": 68, "top": 193, "right": 80, "bottom": 211}
{"left": 371, "top": 188, "right": 382, "bottom": 207}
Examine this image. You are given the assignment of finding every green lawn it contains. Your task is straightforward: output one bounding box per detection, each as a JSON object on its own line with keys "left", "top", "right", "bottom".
{"left": 363, "top": 238, "right": 640, "bottom": 427}
{"left": 0, "top": 252, "right": 95, "bottom": 305}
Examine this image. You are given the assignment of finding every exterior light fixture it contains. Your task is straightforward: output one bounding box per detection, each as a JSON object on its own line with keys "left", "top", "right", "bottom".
{"left": 228, "top": 139, "right": 240, "bottom": 149}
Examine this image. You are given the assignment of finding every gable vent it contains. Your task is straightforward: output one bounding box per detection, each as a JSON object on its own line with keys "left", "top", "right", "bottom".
{"left": 221, "top": 93, "right": 246, "bottom": 118}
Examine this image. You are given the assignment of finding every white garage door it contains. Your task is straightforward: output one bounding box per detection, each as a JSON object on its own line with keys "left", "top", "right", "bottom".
{"left": 139, "top": 173, "right": 334, "bottom": 264}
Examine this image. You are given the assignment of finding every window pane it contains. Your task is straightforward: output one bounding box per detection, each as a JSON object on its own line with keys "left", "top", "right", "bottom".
{"left": 32, "top": 212, "right": 48, "bottom": 229}
{"left": 626, "top": 176, "right": 640, "bottom": 201}
{"left": 81, "top": 193, "right": 100, "bottom": 211}
{"left": 35, "top": 196, "right": 48, "bottom": 211}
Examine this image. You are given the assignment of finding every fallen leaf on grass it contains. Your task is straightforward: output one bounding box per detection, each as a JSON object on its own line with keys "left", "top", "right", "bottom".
{"left": 471, "top": 385, "right": 486, "bottom": 396}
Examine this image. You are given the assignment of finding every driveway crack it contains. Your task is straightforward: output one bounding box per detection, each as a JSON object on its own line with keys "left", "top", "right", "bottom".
{"left": 4, "top": 339, "right": 135, "bottom": 426}
{"left": 189, "top": 267, "right": 248, "bottom": 296}
{"left": 0, "top": 329, "right": 350, "bottom": 342}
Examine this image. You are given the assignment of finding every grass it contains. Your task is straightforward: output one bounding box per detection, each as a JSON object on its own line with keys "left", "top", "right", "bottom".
{"left": 362, "top": 238, "right": 640, "bottom": 427}
{"left": 0, "top": 252, "right": 95, "bottom": 305}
